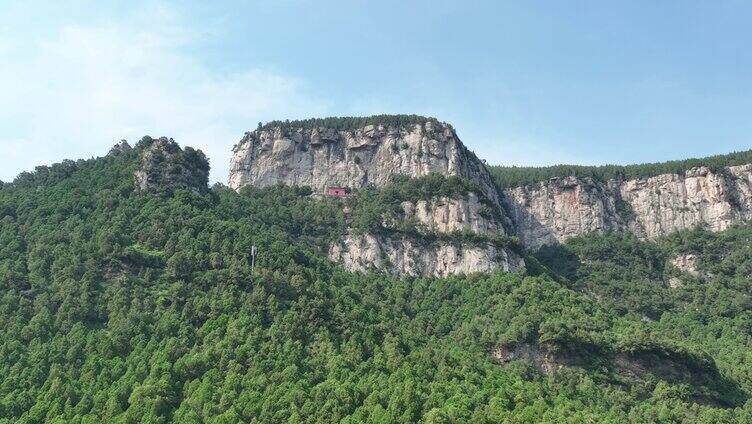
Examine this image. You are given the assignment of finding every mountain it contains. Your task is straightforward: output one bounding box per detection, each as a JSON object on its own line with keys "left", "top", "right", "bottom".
{"left": 501, "top": 164, "right": 752, "bottom": 248}
{"left": 228, "top": 115, "right": 499, "bottom": 203}
{"left": 1, "top": 119, "right": 752, "bottom": 422}
{"left": 227, "top": 114, "right": 752, "bottom": 277}
{"left": 229, "top": 116, "right": 523, "bottom": 277}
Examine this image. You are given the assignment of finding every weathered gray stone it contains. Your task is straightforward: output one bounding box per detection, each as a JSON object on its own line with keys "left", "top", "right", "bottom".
{"left": 671, "top": 253, "right": 699, "bottom": 276}
{"left": 503, "top": 165, "right": 752, "bottom": 248}
{"left": 228, "top": 121, "right": 500, "bottom": 204}
{"left": 329, "top": 233, "right": 524, "bottom": 278}
{"left": 399, "top": 193, "right": 502, "bottom": 236}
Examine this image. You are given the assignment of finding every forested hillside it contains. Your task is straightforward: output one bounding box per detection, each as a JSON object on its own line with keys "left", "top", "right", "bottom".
{"left": 1, "top": 144, "right": 751, "bottom": 422}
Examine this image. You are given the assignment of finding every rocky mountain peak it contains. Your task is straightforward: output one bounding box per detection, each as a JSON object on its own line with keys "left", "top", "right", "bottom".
{"left": 133, "top": 136, "right": 210, "bottom": 196}
{"left": 108, "top": 140, "right": 132, "bottom": 156}
{"left": 227, "top": 115, "right": 500, "bottom": 203}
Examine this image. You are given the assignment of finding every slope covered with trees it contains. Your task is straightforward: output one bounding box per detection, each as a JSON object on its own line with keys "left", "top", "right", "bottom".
{"left": 0, "top": 144, "right": 751, "bottom": 422}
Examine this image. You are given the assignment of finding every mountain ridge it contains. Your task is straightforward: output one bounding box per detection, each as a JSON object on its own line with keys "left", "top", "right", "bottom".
{"left": 2, "top": 123, "right": 752, "bottom": 420}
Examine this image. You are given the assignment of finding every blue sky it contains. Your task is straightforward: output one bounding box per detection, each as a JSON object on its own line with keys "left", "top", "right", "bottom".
{"left": 1, "top": 1, "right": 751, "bottom": 183}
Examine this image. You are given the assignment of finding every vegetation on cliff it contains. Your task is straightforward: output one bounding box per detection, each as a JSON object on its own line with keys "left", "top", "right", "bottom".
{"left": 256, "top": 114, "right": 448, "bottom": 133}
{"left": 490, "top": 149, "right": 752, "bottom": 188}
{"left": 346, "top": 174, "right": 519, "bottom": 250}
{"left": 133, "top": 136, "right": 210, "bottom": 196}
{"left": 0, "top": 145, "right": 751, "bottom": 422}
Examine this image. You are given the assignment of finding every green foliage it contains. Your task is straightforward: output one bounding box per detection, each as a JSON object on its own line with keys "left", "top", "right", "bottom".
{"left": 489, "top": 149, "right": 752, "bottom": 188}
{"left": 135, "top": 136, "right": 211, "bottom": 197}
{"left": 257, "top": 114, "right": 448, "bottom": 132}
{"left": 0, "top": 148, "right": 751, "bottom": 422}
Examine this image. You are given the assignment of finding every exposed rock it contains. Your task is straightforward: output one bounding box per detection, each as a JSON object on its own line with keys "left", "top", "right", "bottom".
{"left": 397, "top": 193, "right": 504, "bottom": 236}
{"left": 329, "top": 233, "right": 524, "bottom": 278}
{"left": 671, "top": 253, "right": 700, "bottom": 276}
{"left": 490, "top": 343, "right": 565, "bottom": 374}
{"left": 490, "top": 342, "right": 609, "bottom": 375}
{"left": 230, "top": 117, "right": 525, "bottom": 278}
{"left": 332, "top": 189, "right": 521, "bottom": 278}
{"left": 504, "top": 165, "right": 752, "bottom": 248}
{"left": 228, "top": 119, "right": 500, "bottom": 203}
{"left": 108, "top": 140, "right": 132, "bottom": 156}
{"left": 503, "top": 177, "right": 624, "bottom": 248}
{"left": 226, "top": 116, "right": 752, "bottom": 275}
{"left": 667, "top": 277, "right": 683, "bottom": 289}
{"left": 134, "top": 136, "right": 210, "bottom": 196}
{"left": 490, "top": 341, "right": 744, "bottom": 407}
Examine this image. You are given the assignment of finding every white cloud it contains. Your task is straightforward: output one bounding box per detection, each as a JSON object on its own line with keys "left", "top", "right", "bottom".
{"left": 0, "top": 4, "right": 326, "bottom": 183}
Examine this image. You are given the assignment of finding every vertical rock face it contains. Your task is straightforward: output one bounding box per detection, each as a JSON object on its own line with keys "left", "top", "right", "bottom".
{"left": 399, "top": 193, "right": 503, "bottom": 236}
{"left": 329, "top": 233, "right": 524, "bottom": 278}
{"left": 329, "top": 191, "right": 524, "bottom": 277}
{"left": 229, "top": 116, "right": 524, "bottom": 278}
{"left": 503, "top": 165, "right": 752, "bottom": 248}
{"left": 226, "top": 115, "right": 752, "bottom": 274}
{"left": 503, "top": 177, "right": 625, "bottom": 248}
{"left": 228, "top": 119, "right": 500, "bottom": 203}
{"left": 133, "top": 136, "right": 210, "bottom": 196}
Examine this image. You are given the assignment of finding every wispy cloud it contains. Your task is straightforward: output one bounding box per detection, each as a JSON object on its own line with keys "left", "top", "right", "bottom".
{"left": 0, "top": 3, "right": 326, "bottom": 183}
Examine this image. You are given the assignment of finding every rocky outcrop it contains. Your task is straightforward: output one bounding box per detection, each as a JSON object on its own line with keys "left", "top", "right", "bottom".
{"left": 225, "top": 115, "right": 752, "bottom": 274}
{"left": 331, "top": 191, "right": 522, "bottom": 277}
{"left": 504, "top": 165, "right": 752, "bottom": 248}
{"left": 670, "top": 253, "right": 700, "bottom": 276}
{"left": 228, "top": 119, "right": 500, "bottom": 203}
{"left": 329, "top": 233, "right": 524, "bottom": 278}
{"left": 490, "top": 343, "right": 583, "bottom": 374}
{"left": 229, "top": 117, "right": 525, "bottom": 278}
{"left": 332, "top": 187, "right": 522, "bottom": 277}
{"left": 108, "top": 140, "right": 132, "bottom": 156}
{"left": 490, "top": 342, "right": 741, "bottom": 407}
{"left": 397, "top": 193, "right": 503, "bottom": 236}
{"left": 503, "top": 177, "right": 625, "bottom": 248}
{"left": 133, "top": 136, "right": 210, "bottom": 196}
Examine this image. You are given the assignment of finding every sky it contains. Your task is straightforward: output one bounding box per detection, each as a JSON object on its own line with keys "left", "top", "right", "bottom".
{"left": 1, "top": 0, "right": 751, "bottom": 183}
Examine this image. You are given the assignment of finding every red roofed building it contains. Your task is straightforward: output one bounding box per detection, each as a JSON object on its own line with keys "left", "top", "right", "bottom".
{"left": 325, "top": 186, "right": 350, "bottom": 197}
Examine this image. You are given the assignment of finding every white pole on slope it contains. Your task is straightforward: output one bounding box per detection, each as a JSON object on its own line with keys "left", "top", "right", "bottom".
{"left": 251, "top": 245, "right": 257, "bottom": 270}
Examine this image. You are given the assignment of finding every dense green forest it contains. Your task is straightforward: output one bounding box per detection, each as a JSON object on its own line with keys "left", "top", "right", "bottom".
{"left": 489, "top": 149, "right": 752, "bottom": 188}
{"left": 1, "top": 145, "right": 752, "bottom": 422}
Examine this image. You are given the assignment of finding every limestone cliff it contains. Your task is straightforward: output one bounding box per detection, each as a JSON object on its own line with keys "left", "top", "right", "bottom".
{"left": 330, "top": 191, "right": 524, "bottom": 277}
{"left": 133, "top": 136, "right": 210, "bottom": 196}
{"left": 228, "top": 116, "right": 523, "bottom": 277}
{"left": 329, "top": 233, "right": 524, "bottom": 278}
{"left": 397, "top": 193, "right": 503, "bottom": 236}
{"left": 226, "top": 115, "right": 752, "bottom": 274}
{"left": 228, "top": 118, "right": 500, "bottom": 203}
{"left": 503, "top": 165, "right": 752, "bottom": 248}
